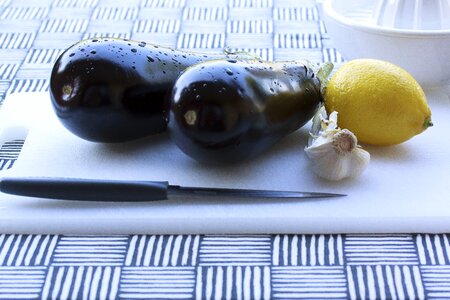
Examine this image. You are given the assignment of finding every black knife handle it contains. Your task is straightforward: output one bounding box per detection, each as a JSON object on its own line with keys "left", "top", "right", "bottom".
{"left": 0, "top": 177, "right": 169, "bottom": 202}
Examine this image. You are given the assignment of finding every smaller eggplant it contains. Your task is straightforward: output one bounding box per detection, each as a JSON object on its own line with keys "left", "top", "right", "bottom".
{"left": 168, "top": 59, "right": 324, "bottom": 163}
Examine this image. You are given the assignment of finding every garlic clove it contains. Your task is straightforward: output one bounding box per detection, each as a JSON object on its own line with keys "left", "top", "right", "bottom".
{"left": 304, "top": 106, "right": 370, "bottom": 181}
{"left": 347, "top": 146, "right": 371, "bottom": 178}
{"left": 305, "top": 140, "right": 343, "bottom": 181}
{"left": 327, "top": 111, "right": 338, "bottom": 130}
{"left": 308, "top": 107, "right": 326, "bottom": 146}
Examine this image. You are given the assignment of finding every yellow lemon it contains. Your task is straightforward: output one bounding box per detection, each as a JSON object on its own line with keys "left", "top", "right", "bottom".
{"left": 324, "top": 59, "right": 432, "bottom": 146}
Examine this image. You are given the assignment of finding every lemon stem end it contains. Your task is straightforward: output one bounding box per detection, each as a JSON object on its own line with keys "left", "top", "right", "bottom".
{"left": 423, "top": 116, "right": 433, "bottom": 130}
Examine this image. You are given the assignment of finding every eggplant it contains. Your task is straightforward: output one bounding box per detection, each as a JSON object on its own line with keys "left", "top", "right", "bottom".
{"left": 168, "top": 59, "right": 323, "bottom": 163}
{"left": 50, "top": 38, "right": 254, "bottom": 143}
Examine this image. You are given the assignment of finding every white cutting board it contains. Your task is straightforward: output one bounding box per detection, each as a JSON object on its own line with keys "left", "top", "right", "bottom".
{"left": 0, "top": 90, "right": 449, "bottom": 234}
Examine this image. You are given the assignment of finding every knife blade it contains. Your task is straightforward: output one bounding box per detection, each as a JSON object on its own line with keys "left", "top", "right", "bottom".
{"left": 0, "top": 177, "right": 345, "bottom": 202}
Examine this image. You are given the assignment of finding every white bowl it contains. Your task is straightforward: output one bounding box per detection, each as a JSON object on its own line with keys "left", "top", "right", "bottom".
{"left": 322, "top": 0, "right": 450, "bottom": 87}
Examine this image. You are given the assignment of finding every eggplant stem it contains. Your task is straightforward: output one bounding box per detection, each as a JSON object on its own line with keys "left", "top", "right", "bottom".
{"left": 222, "top": 48, "right": 261, "bottom": 60}
{"left": 316, "top": 62, "right": 334, "bottom": 92}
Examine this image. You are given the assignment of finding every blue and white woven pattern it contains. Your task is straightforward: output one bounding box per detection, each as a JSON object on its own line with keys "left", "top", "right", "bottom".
{"left": 1, "top": 234, "right": 450, "bottom": 299}
{"left": 0, "top": 0, "right": 449, "bottom": 299}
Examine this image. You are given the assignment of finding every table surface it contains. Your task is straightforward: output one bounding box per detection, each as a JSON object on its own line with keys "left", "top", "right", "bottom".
{"left": 0, "top": 0, "right": 449, "bottom": 299}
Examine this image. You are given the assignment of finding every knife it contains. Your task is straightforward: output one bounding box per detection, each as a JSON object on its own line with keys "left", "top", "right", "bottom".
{"left": 0, "top": 177, "right": 345, "bottom": 202}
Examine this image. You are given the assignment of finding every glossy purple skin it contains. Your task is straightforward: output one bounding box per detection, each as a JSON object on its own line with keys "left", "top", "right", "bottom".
{"left": 50, "top": 38, "right": 241, "bottom": 143}
{"left": 168, "top": 59, "right": 323, "bottom": 163}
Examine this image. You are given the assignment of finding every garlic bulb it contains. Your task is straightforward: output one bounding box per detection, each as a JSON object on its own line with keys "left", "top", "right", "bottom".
{"left": 304, "top": 106, "right": 370, "bottom": 181}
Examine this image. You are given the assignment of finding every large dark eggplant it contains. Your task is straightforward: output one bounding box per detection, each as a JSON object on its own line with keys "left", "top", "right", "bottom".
{"left": 50, "top": 38, "right": 254, "bottom": 143}
{"left": 168, "top": 59, "right": 323, "bottom": 163}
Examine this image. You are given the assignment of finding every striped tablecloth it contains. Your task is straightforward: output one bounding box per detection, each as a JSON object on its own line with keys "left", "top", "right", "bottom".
{"left": 0, "top": 1, "right": 449, "bottom": 299}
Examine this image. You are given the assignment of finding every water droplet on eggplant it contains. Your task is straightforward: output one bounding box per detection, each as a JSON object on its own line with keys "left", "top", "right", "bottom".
{"left": 225, "top": 68, "right": 234, "bottom": 76}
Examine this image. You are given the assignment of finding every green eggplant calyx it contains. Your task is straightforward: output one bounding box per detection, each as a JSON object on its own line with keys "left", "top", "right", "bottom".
{"left": 316, "top": 62, "right": 334, "bottom": 93}
{"left": 292, "top": 60, "right": 333, "bottom": 95}
{"left": 222, "top": 47, "right": 262, "bottom": 60}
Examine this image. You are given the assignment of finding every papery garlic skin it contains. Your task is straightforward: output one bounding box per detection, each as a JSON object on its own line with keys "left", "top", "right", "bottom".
{"left": 305, "top": 107, "right": 370, "bottom": 181}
